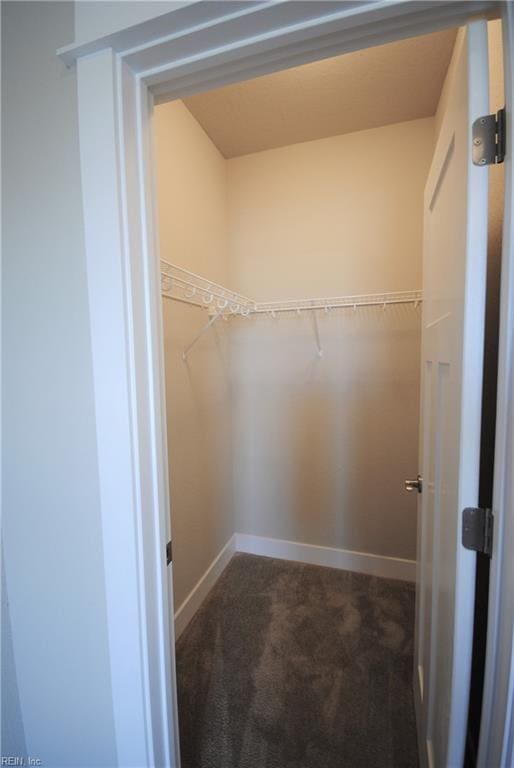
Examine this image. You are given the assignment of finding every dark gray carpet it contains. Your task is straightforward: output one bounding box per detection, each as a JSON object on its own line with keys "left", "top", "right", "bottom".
{"left": 176, "top": 553, "right": 418, "bottom": 768}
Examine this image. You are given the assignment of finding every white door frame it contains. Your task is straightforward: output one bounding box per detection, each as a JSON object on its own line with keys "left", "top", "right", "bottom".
{"left": 59, "top": 2, "right": 513, "bottom": 765}
{"left": 478, "top": 3, "right": 514, "bottom": 766}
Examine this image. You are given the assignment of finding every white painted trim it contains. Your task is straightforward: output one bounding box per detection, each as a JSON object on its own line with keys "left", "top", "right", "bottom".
{"left": 173, "top": 533, "right": 415, "bottom": 645}
{"left": 145, "top": 3, "right": 499, "bottom": 104}
{"left": 77, "top": 50, "right": 178, "bottom": 767}
{"left": 0, "top": 0, "right": 4, "bottom": 758}
{"left": 77, "top": 51, "right": 150, "bottom": 768}
{"left": 59, "top": 1, "right": 497, "bottom": 71}
{"left": 174, "top": 535, "right": 236, "bottom": 640}
{"left": 66, "top": 1, "right": 511, "bottom": 764}
{"left": 235, "top": 533, "right": 416, "bottom": 582}
{"left": 478, "top": 3, "right": 514, "bottom": 767}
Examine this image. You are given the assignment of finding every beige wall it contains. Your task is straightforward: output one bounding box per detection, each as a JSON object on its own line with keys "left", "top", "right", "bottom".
{"left": 154, "top": 101, "right": 234, "bottom": 608}
{"left": 227, "top": 119, "right": 435, "bottom": 559}
{"left": 155, "top": 109, "right": 435, "bottom": 590}
{"left": 227, "top": 119, "right": 433, "bottom": 297}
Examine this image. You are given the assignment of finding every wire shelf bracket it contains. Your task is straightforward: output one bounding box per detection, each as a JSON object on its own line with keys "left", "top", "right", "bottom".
{"left": 160, "top": 260, "right": 422, "bottom": 360}
{"left": 181, "top": 310, "right": 223, "bottom": 362}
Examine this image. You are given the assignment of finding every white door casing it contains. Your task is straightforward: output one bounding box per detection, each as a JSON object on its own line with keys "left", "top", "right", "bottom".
{"left": 77, "top": 51, "right": 180, "bottom": 767}
{"left": 62, "top": 2, "right": 512, "bottom": 765}
{"left": 414, "top": 21, "right": 489, "bottom": 768}
{"left": 478, "top": 3, "right": 514, "bottom": 766}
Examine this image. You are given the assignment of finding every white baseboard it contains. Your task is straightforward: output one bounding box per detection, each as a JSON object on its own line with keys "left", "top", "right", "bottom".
{"left": 174, "top": 532, "right": 415, "bottom": 639}
{"left": 174, "top": 534, "right": 236, "bottom": 640}
{"left": 235, "top": 533, "right": 416, "bottom": 582}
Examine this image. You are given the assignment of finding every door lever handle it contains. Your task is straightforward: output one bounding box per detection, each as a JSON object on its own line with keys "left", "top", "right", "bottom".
{"left": 405, "top": 475, "right": 423, "bottom": 493}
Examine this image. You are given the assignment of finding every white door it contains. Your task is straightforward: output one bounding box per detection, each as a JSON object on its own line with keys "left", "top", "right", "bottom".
{"left": 414, "top": 21, "right": 490, "bottom": 768}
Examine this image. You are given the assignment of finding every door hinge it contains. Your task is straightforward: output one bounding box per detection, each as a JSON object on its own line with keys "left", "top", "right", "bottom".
{"left": 472, "top": 107, "right": 506, "bottom": 166}
{"left": 166, "top": 540, "right": 173, "bottom": 565}
{"left": 462, "top": 507, "right": 493, "bottom": 557}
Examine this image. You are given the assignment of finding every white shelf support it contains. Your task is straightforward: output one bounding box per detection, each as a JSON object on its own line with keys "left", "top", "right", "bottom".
{"left": 182, "top": 311, "right": 222, "bottom": 361}
{"left": 312, "top": 312, "right": 323, "bottom": 358}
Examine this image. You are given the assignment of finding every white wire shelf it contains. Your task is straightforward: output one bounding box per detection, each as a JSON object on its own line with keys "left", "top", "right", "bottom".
{"left": 160, "top": 260, "right": 422, "bottom": 359}
{"left": 161, "top": 260, "right": 256, "bottom": 315}
{"left": 253, "top": 290, "right": 422, "bottom": 315}
{"left": 161, "top": 260, "right": 422, "bottom": 317}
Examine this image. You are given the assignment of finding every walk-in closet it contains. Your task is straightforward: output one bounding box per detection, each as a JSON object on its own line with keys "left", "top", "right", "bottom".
{"left": 152, "top": 19, "right": 504, "bottom": 768}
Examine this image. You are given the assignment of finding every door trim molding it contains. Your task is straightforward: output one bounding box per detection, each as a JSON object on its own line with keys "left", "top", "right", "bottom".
{"left": 478, "top": 4, "right": 514, "bottom": 766}
{"left": 65, "top": 1, "right": 511, "bottom": 764}
{"left": 76, "top": 51, "right": 178, "bottom": 767}
{"left": 58, "top": 1, "right": 497, "bottom": 70}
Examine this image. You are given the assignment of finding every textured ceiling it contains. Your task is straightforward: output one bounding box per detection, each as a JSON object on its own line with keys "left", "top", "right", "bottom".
{"left": 183, "top": 29, "right": 457, "bottom": 158}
